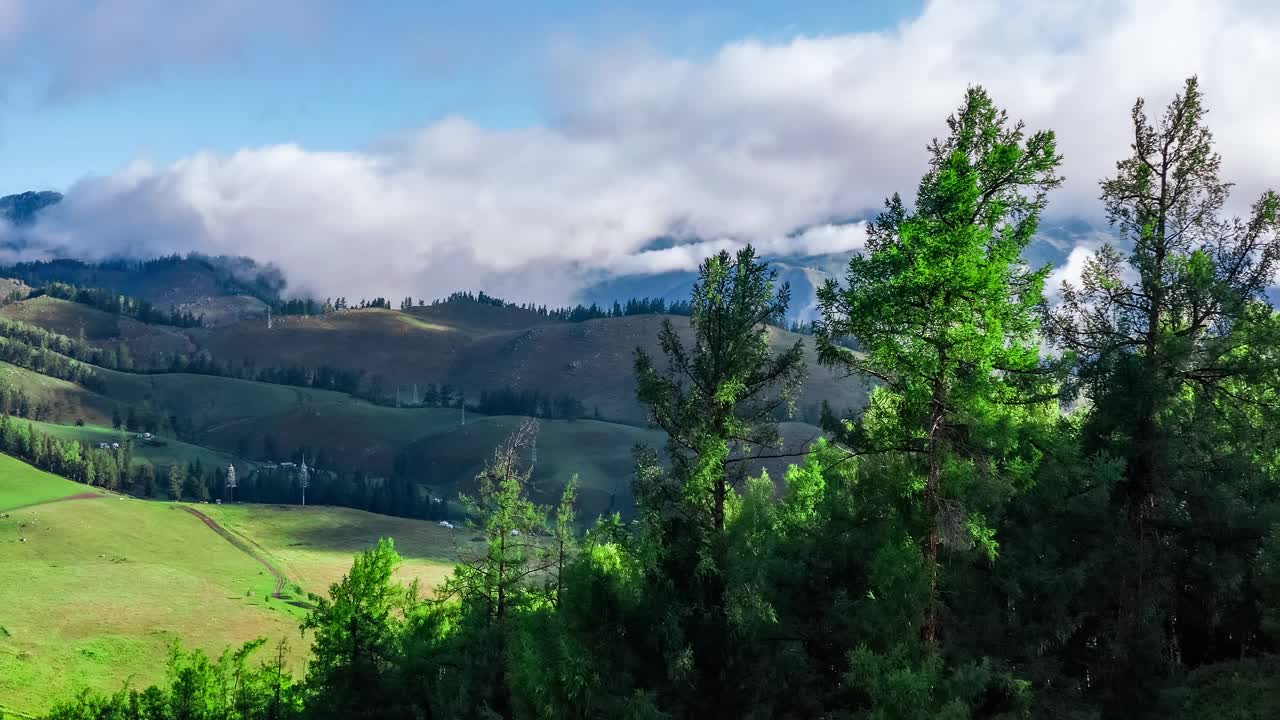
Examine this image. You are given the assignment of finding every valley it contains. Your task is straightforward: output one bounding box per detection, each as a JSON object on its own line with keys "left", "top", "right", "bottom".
{"left": 0, "top": 262, "right": 849, "bottom": 714}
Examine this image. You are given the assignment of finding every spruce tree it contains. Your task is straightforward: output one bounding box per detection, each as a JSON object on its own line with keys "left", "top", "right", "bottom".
{"left": 633, "top": 244, "right": 805, "bottom": 717}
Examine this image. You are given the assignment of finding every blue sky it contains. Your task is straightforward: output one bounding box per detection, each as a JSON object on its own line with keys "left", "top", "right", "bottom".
{"left": 1, "top": 1, "right": 924, "bottom": 193}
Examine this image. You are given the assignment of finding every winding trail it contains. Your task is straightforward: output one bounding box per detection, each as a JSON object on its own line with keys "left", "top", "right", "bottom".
{"left": 182, "top": 506, "right": 299, "bottom": 603}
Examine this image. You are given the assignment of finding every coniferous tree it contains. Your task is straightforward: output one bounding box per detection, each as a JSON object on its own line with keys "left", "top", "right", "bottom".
{"left": 816, "top": 85, "right": 1063, "bottom": 644}
{"left": 301, "top": 538, "right": 415, "bottom": 720}
{"left": 1043, "top": 76, "right": 1280, "bottom": 711}
{"left": 167, "top": 463, "right": 186, "bottom": 501}
{"left": 632, "top": 244, "right": 806, "bottom": 717}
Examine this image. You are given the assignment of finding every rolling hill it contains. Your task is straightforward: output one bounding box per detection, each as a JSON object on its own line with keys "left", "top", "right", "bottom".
{"left": 0, "top": 264, "right": 865, "bottom": 527}
{"left": 0, "top": 294, "right": 868, "bottom": 425}
{"left": 0, "top": 454, "right": 458, "bottom": 716}
{"left": 0, "top": 355, "right": 683, "bottom": 515}
{"left": 0, "top": 256, "right": 272, "bottom": 327}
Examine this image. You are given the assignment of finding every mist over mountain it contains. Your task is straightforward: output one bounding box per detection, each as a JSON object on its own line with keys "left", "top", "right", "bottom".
{"left": 0, "top": 190, "right": 63, "bottom": 228}
{"left": 0, "top": 185, "right": 1112, "bottom": 321}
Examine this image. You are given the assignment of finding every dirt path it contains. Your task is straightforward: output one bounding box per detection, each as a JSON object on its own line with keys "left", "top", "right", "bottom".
{"left": 182, "top": 506, "right": 301, "bottom": 604}
{"left": 0, "top": 491, "right": 106, "bottom": 514}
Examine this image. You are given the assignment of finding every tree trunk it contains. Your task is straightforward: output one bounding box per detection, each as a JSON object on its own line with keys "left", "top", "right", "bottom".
{"left": 923, "top": 366, "right": 947, "bottom": 645}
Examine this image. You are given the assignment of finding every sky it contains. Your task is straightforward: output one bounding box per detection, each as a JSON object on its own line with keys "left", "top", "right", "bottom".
{"left": 0, "top": 0, "right": 1276, "bottom": 303}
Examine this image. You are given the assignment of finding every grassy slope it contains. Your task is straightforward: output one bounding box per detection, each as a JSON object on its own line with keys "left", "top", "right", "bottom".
{"left": 1, "top": 358, "right": 664, "bottom": 493}
{"left": 0, "top": 361, "right": 115, "bottom": 425}
{"left": 0, "top": 296, "right": 196, "bottom": 357}
{"left": 450, "top": 314, "right": 868, "bottom": 424}
{"left": 192, "top": 307, "right": 868, "bottom": 424}
{"left": 0, "top": 463, "right": 299, "bottom": 714}
{"left": 0, "top": 454, "right": 463, "bottom": 715}
{"left": 1, "top": 297, "right": 868, "bottom": 425}
{"left": 0, "top": 453, "right": 98, "bottom": 510}
{"left": 398, "top": 415, "right": 664, "bottom": 519}
{"left": 197, "top": 504, "right": 462, "bottom": 599}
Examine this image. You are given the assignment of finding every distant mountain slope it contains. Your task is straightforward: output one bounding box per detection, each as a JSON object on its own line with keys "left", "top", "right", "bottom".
{"left": 0, "top": 256, "right": 271, "bottom": 325}
{"left": 580, "top": 260, "right": 839, "bottom": 322}
{"left": 579, "top": 222, "right": 1110, "bottom": 322}
{"left": 0, "top": 190, "right": 62, "bottom": 226}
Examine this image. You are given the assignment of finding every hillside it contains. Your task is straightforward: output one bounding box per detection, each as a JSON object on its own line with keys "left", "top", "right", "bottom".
{"left": 24, "top": 418, "right": 244, "bottom": 475}
{"left": 192, "top": 305, "right": 866, "bottom": 424}
{"left": 0, "top": 454, "right": 458, "bottom": 715}
{"left": 0, "top": 459, "right": 300, "bottom": 715}
{"left": 0, "top": 359, "right": 654, "bottom": 509}
{"left": 0, "top": 290, "right": 855, "bottom": 522}
{"left": 446, "top": 313, "right": 865, "bottom": 423}
{"left": 0, "top": 295, "right": 196, "bottom": 357}
{"left": 0, "top": 295, "right": 869, "bottom": 425}
{"left": 0, "top": 256, "right": 271, "bottom": 326}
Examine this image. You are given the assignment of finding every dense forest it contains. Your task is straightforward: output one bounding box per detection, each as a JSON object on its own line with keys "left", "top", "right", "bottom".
{"left": 22, "top": 79, "right": 1280, "bottom": 719}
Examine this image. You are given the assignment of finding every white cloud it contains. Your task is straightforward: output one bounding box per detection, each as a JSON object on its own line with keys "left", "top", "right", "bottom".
{"left": 9, "top": 0, "right": 1280, "bottom": 304}
{"left": 1047, "top": 245, "right": 1099, "bottom": 299}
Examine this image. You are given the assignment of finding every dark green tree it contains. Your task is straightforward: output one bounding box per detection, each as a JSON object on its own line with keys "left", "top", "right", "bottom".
{"left": 632, "top": 244, "right": 806, "bottom": 717}
{"left": 1044, "top": 76, "right": 1280, "bottom": 712}
{"left": 301, "top": 538, "right": 416, "bottom": 720}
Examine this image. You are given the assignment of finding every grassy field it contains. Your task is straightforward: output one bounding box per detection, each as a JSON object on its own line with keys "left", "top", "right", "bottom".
{"left": 0, "top": 453, "right": 101, "bottom": 511}
{"left": 197, "top": 503, "right": 463, "bottom": 598}
{"left": 0, "top": 464, "right": 300, "bottom": 715}
{"left": 0, "top": 453, "right": 465, "bottom": 715}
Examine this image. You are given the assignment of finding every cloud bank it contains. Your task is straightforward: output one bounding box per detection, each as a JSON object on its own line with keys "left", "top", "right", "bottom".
{"left": 7, "top": 0, "right": 1280, "bottom": 303}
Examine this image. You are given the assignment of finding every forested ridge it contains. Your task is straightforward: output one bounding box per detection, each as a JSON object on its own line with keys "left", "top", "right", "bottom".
{"left": 16, "top": 79, "right": 1280, "bottom": 719}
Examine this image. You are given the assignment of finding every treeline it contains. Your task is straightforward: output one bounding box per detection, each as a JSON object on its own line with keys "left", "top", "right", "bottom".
{"left": 275, "top": 297, "right": 395, "bottom": 315}
{"left": 0, "top": 411, "right": 442, "bottom": 520}
{"left": 28, "top": 79, "right": 1280, "bottom": 720}
{"left": 0, "top": 414, "right": 133, "bottom": 490}
{"left": 234, "top": 463, "right": 442, "bottom": 521}
{"left": 435, "top": 289, "right": 694, "bottom": 321}
{"left": 474, "top": 385, "right": 588, "bottom": 420}
{"left": 35, "top": 282, "right": 203, "bottom": 327}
